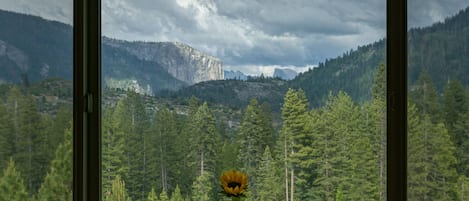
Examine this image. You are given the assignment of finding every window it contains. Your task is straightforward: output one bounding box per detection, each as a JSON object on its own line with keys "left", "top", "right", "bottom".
{"left": 0, "top": 1, "right": 73, "bottom": 200}
{"left": 101, "top": 1, "right": 388, "bottom": 201}
{"left": 407, "top": 1, "right": 469, "bottom": 200}
{"left": 0, "top": 0, "right": 412, "bottom": 200}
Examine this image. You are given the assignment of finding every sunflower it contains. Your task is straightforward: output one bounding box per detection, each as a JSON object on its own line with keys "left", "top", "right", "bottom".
{"left": 220, "top": 170, "right": 248, "bottom": 197}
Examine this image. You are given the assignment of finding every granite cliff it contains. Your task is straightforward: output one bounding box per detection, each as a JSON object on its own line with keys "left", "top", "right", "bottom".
{"left": 103, "top": 37, "right": 224, "bottom": 85}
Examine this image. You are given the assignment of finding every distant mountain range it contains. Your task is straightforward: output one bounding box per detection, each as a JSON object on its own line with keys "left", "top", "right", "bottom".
{"left": 273, "top": 68, "right": 298, "bottom": 80}
{"left": 224, "top": 70, "right": 248, "bottom": 80}
{"left": 0, "top": 9, "right": 223, "bottom": 94}
{"left": 290, "top": 7, "right": 469, "bottom": 106}
{"left": 1, "top": 7, "right": 469, "bottom": 108}
{"left": 167, "top": 6, "right": 469, "bottom": 108}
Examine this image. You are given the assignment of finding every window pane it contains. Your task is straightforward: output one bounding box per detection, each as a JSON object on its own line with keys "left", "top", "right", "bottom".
{"left": 407, "top": 2, "right": 469, "bottom": 200}
{"left": 102, "top": 1, "right": 386, "bottom": 200}
{"left": 0, "top": 1, "right": 73, "bottom": 200}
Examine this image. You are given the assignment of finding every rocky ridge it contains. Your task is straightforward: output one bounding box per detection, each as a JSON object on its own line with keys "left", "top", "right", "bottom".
{"left": 103, "top": 37, "right": 224, "bottom": 85}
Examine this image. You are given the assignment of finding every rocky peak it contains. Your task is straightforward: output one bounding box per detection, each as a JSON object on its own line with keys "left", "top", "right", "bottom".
{"left": 103, "top": 37, "right": 224, "bottom": 85}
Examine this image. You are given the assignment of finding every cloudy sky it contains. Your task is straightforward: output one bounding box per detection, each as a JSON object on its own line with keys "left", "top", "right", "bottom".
{"left": 1, "top": 0, "right": 468, "bottom": 75}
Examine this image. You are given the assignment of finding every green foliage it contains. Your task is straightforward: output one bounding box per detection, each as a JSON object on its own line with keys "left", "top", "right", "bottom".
{"left": 408, "top": 103, "right": 458, "bottom": 200}
{"left": 236, "top": 98, "right": 274, "bottom": 198}
{"left": 257, "top": 146, "right": 282, "bottom": 201}
{"left": 191, "top": 172, "right": 212, "bottom": 201}
{"left": 102, "top": 105, "right": 128, "bottom": 195}
{"left": 159, "top": 190, "right": 169, "bottom": 201}
{"left": 170, "top": 185, "right": 184, "bottom": 201}
{"left": 147, "top": 188, "right": 159, "bottom": 201}
{"left": 36, "top": 127, "right": 72, "bottom": 201}
{"left": 0, "top": 103, "right": 13, "bottom": 171}
{"left": 279, "top": 88, "right": 313, "bottom": 200}
{"left": 0, "top": 159, "right": 29, "bottom": 201}
{"left": 146, "top": 106, "right": 179, "bottom": 194}
{"left": 160, "top": 79, "right": 288, "bottom": 111}
{"left": 104, "top": 176, "right": 132, "bottom": 201}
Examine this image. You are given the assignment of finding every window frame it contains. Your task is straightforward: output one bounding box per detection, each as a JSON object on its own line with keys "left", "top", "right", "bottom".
{"left": 72, "top": 0, "right": 408, "bottom": 200}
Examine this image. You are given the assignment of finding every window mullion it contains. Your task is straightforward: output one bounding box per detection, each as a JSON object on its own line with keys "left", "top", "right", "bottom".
{"left": 73, "top": 0, "right": 101, "bottom": 200}
{"left": 386, "top": 0, "right": 408, "bottom": 200}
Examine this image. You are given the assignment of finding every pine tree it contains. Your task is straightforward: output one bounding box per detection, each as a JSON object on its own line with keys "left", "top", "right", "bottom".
{"left": 36, "top": 126, "right": 72, "bottom": 201}
{"left": 104, "top": 176, "right": 132, "bottom": 201}
{"left": 147, "top": 188, "right": 159, "bottom": 201}
{"left": 102, "top": 106, "right": 128, "bottom": 195}
{"left": 408, "top": 103, "right": 430, "bottom": 200}
{"left": 159, "top": 190, "right": 169, "bottom": 201}
{"left": 369, "top": 62, "right": 387, "bottom": 201}
{"left": 347, "top": 104, "right": 380, "bottom": 201}
{"left": 312, "top": 92, "right": 360, "bottom": 200}
{"left": 408, "top": 103, "right": 459, "bottom": 200}
{"left": 12, "top": 92, "right": 48, "bottom": 195}
{"left": 0, "top": 158, "right": 29, "bottom": 201}
{"left": 457, "top": 175, "right": 469, "bottom": 201}
{"left": 410, "top": 70, "right": 441, "bottom": 122}
{"left": 0, "top": 103, "right": 13, "bottom": 171}
{"left": 236, "top": 98, "right": 273, "bottom": 199}
{"left": 146, "top": 106, "right": 178, "bottom": 194}
{"left": 170, "top": 185, "right": 184, "bottom": 201}
{"left": 279, "top": 88, "right": 312, "bottom": 201}
{"left": 191, "top": 172, "right": 212, "bottom": 201}
{"left": 126, "top": 92, "right": 150, "bottom": 201}
{"left": 257, "top": 146, "right": 281, "bottom": 201}
{"left": 189, "top": 103, "right": 220, "bottom": 176}
{"left": 178, "top": 96, "right": 199, "bottom": 196}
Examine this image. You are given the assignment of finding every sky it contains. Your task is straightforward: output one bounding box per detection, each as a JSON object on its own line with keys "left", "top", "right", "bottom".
{"left": 0, "top": 0, "right": 468, "bottom": 75}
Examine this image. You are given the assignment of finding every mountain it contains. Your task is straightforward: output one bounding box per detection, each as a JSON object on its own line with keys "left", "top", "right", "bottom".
{"left": 0, "top": 9, "right": 223, "bottom": 94}
{"left": 103, "top": 37, "right": 224, "bottom": 85}
{"left": 273, "top": 68, "right": 298, "bottom": 80}
{"left": 224, "top": 70, "right": 248, "bottom": 80}
{"left": 158, "top": 77, "right": 288, "bottom": 111}
{"left": 290, "top": 7, "right": 469, "bottom": 107}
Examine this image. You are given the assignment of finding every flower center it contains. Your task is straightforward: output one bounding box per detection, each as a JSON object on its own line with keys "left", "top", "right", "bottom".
{"left": 228, "top": 182, "right": 241, "bottom": 188}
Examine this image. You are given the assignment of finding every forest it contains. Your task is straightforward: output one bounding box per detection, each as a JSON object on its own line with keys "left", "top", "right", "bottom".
{"left": 0, "top": 63, "right": 469, "bottom": 201}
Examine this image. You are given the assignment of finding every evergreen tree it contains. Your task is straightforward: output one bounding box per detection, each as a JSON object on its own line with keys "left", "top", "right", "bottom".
{"left": 312, "top": 92, "right": 362, "bottom": 200}
{"left": 257, "top": 146, "right": 281, "bottom": 201}
{"left": 279, "top": 88, "right": 312, "bottom": 201}
{"left": 102, "top": 106, "right": 128, "bottom": 195}
{"left": 363, "top": 62, "right": 387, "bottom": 201}
{"left": 0, "top": 103, "right": 13, "bottom": 171}
{"left": 410, "top": 70, "right": 441, "bottom": 122}
{"left": 443, "top": 79, "right": 466, "bottom": 136}
{"left": 191, "top": 172, "right": 212, "bottom": 201}
{"left": 104, "top": 176, "right": 132, "bottom": 201}
{"left": 36, "top": 126, "right": 72, "bottom": 201}
{"left": 408, "top": 103, "right": 459, "bottom": 200}
{"left": 159, "top": 190, "right": 169, "bottom": 201}
{"left": 177, "top": 96, "right": 199, "bottom": 195}
{"left": 147, "top": 188, "right": 159, "bottom": 201}
{"left": 189, "top": 103, "right": 220, "bottom": 176}
{"left": 125, "top": 92, "right": 150, "bottom": 201}
{"left": 236, "top": 98, "right": 273, "bottom": 198}
{"left": 146, "top": 106, "right": 178, "bottom": 194}
{"left": 170, "top": 185, "right": 184, "bottom": 201}
{"left": 0, "top": 158, "right": 29, "bottom": 201}
{"left": 457, "top": 175, "right": 469, "bottom": 201}
{"left": 12, "top": 92, "right": 48, "bottom": 195}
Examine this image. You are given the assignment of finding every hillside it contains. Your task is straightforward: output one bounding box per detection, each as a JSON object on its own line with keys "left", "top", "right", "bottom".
{"left": 0, "top": 9, "right": 225, "bottom": 93}
{"left": 158, "top": 77, "right": 288, "bottom": 111}
{"left": 290, "top": 7, "right": 469, "bottom": 106}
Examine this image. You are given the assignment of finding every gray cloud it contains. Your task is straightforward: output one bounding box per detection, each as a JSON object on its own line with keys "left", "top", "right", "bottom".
{"left": 1, "top": 0, "right": 468, "bottom": 72}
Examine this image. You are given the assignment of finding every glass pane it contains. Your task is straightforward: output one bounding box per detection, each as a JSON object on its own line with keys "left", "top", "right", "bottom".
{"left": 407, "top": 2, "right": 469, "bottom": 200}
{"left": 102, "top": 1, "right": 386, "bottom": 200}
{"left": 0, "top": 1, "right": 73, "bottom": 200}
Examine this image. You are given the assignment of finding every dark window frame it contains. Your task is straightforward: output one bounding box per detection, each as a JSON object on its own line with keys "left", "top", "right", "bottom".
{"left": 72, "top": 0, "right": 407, "bottom": 200}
